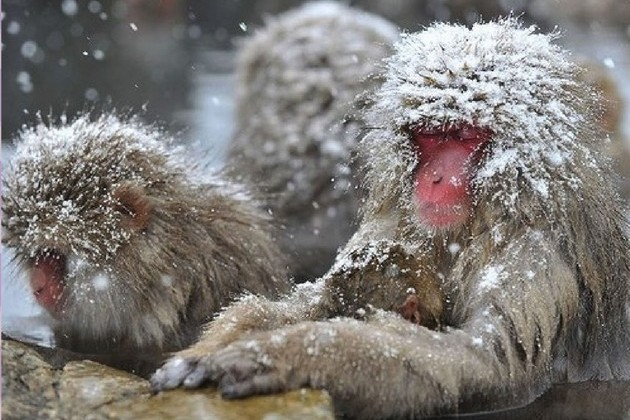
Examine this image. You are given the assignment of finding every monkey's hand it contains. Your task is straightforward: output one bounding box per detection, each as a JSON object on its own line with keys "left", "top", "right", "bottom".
{"left": 152, "top": 317, "right": 469, "bottom": 417}
{"left": 151, "top": 282, "right": 329, "bottom": 393}
{"left": 150, "top": 342, "right": 290, "bottom": 394}
{"left": 150, "top": 323, "right": 315, "bottom": 394}
{"left": 152, "top": 308, "right": 556, "bottom": 418}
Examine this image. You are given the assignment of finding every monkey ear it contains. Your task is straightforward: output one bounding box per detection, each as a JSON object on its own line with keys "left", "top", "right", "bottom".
{"left": 112, "top": 183, "right": 152, "bottom": 232}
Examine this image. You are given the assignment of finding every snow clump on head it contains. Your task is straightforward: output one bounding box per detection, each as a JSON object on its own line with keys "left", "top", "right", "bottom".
{"left": 2, "top": 112, "right": 184, "bottom": 261}
{"left": 361, "top": 18, "right": 603, "bottom": 224}
{"left": 371, "top": 17, "right": 584, "bottom": 133}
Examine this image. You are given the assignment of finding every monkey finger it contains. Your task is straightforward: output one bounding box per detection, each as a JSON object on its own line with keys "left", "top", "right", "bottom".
{"left": 211, "top": 352, "right": 264, "bottom": 383}
{"left": 150, "top": 357, "right": 198, "bottom": 392}
{"left": 220, "top": 372, "right": 288, "bottom": 399}
{"left": 182, "top": 361, "right": 214, "bottom": 388}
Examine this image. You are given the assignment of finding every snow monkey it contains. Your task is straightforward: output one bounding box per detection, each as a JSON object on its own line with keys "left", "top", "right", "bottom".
{"left": 227, "top": 2, "right": 399, "bottom": 282}
{"left": 152, "top": 19, "right": 630, "bottom": 418}
{"left": 2, "top": 113, "right": 290, "bottom": 372}
{"left": 319, "top": 242, "right": 444, "bottom": 329}
{"left": 577, "top": 59, "right": 630, "bottom": 201}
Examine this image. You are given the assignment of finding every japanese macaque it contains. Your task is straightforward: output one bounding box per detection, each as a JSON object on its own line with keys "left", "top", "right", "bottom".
{"left": 319, "top": 242, "right": 444, "bottom": 329}
{"left": 227, "top": 2, "right": 399, "bottom": 282}
{"left": 2, "top": 113, "right": 290, "bottom": 372}
{"left": 152, "top": 19, "right": 630, "bottom": 418}
{"left": 577, "top": 59, "right": 630, "bottom": 201}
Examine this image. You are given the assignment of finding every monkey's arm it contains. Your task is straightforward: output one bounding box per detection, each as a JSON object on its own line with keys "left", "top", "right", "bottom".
{"left": 152, "top": 235, "right": 580, "bottom": 417}
{"left": 150, "top": 239, "right": 419, "bottom": 388}
{"left": 154, "top": 239, "right": 412, "bottom": 368}
{"left": 177, "top": 280, "right": 330, "bottom": 356}
{"left": 151, "top": 279, "right": 335, "bottom": 388}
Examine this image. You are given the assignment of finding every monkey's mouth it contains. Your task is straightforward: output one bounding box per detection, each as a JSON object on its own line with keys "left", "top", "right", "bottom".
{"left": 29, "top": 250, "right": 67, "bottom": 315}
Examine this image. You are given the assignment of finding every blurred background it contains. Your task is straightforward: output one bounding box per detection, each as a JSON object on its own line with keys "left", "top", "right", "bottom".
{"left": 2, "top": 0, "right": 630, "bottom": 340}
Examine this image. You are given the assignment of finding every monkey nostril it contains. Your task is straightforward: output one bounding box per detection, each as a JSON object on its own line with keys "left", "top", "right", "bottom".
{"left": 432, "top": 172, "right": 443, "bottom": 184}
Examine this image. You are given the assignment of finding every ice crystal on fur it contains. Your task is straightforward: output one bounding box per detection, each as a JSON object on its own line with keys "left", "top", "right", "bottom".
{"left": 3, "top": 113, "right": 180, "bottom": 260}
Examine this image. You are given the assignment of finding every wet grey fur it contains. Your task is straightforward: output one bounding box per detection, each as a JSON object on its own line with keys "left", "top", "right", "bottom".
{"left": 2, "top": 113, "right": 290, "bottom": 370}
{"left": 227, "top": 1, "right": 399, "bottom": 282}
{"left": 153, "top": 19, "right": 630, "bottom": 418}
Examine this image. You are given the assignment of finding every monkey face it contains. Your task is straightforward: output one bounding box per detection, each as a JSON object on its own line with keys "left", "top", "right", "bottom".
{"left": 13, "top": 183, "right": 153, "bottom": 319}
{"left": 412, "top": 125, "right": 491, "bottom": 229}
{"left": 28, "top": 249, "right": 67, "bottom": 312}
{"left": 359, "top": 18, "right": 596, "bottom": 235}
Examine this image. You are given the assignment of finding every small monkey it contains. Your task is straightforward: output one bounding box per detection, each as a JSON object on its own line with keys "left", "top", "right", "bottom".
{"left": 2, "top": 112, "right": 291, "bottom": 372}
{"left": 319, "top": 242, "right": 443, "bottom": 329}
{"left": 152, "top": 18, "right": 630, "bottom": 419}
{"left": 227, "top": 1, "right": 399, "bottom": 282}
{"left": 577, "top": 59, "right": 630, "bottom": 202}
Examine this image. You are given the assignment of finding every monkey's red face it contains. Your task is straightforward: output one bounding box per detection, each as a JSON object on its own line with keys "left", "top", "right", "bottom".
{"left": 29, "top": 250, "right": 67, "bottom": 314}
{"left": 413, "top": 125, "right": 491, "bottom": 229}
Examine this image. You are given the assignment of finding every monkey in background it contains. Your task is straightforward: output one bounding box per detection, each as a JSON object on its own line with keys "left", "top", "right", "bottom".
{"left": 152, "top": 18, "right": 630, "bottom": 418}
{"left": 578, "top": 59, "right": 630, "bottom": 202}
{"left": 227, "top": 1, "right": 399, "bottom": 282}
{"left": 2, "top": 112, "right": 291, "bottom": 373}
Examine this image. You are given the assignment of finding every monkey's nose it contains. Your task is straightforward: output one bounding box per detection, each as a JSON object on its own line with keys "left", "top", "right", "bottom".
{"left": 432, "top": 171, "right": 443, "bottom": 184}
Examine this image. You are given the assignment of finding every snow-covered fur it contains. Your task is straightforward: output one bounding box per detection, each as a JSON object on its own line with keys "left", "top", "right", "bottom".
{"left": 353, "top": 17, "right": 630, "bottom": 379}
{"left": 227, "top": 1, "right": 399, "bottom": 282}
{"left": 2, "top": 113, "right": 290, "bottom": 366}
{"left": 355, "top": 17, "right": 630, "bottom": 382}
{"left": 151, "top": 19, "right": 630, "bottom": 418}
{"left": 362, "top": 18, "right": 602, "bottom": 226}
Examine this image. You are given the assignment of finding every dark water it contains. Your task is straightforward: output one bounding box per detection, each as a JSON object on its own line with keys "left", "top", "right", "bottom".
{"left": 443, "top": 381, "right": 630, "bottom": 419}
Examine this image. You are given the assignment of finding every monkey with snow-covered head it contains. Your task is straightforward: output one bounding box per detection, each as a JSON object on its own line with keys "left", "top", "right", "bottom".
{"left": 227, "top": 1, "right": 399, "bottom": 283}
{"left": 152, "top": 19, "right": 630, "bottom": 417}
{"left": 2, "top": 113, "right": 290, "bottom": 373}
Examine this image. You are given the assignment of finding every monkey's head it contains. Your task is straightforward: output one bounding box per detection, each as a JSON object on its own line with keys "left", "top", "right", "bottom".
{"left": 361, "top": 18, "right": 604, "bottom": 238}
{"left": 232, "top": 1, "right": 398, "bottom": 210}
{"left": 2, "top": 113, "right": 214, "bottom": 350}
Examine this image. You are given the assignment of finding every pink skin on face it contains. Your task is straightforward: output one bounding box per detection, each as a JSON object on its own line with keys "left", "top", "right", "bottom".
{"left": 413, "top": 125, "right": 491, "bottom": 229}
{"left": 30, "top": 251, "right": 66, "bottom": 315}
